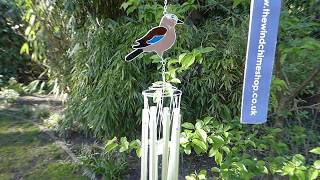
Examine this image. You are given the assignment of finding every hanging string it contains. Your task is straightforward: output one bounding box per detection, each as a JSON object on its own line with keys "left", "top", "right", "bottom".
{"left": 163, "top": 0, "right": 168, "bottom": 14}
{"left": 161, "top": 0, "right": 168, "bottom": 82}
{"left": 160, "top": 56, "right": 166, "bottom": 82}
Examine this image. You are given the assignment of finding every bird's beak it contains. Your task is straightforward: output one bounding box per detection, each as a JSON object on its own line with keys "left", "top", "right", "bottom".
{"left": 177, "top": 19, "right": 184, "bottom": 24}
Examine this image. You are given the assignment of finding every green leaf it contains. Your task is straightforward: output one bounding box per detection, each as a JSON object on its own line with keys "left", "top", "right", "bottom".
{"left": 20, "top": 43, "right": 29, "bottom": 54}
{"left": 192, "top": 139, "right": 207, "bottom": 152}
{"left": 136, "top": 147, "right": 142, "bottom": 157}
{"left": 211, "top": 167, "right": 220, "bottom": 173}
{"left": 129, "top": 139, "right": 141, "bottom": 156}
{"left": 282, "top": 162, "right": 295, "bottom": 176}
{"left": 292, "top": 154, "right": 305, "bottom": 166}
{"left": 120, "top": 2, "right": 131, "bottom": 10}
{"left": 180, "top": 137, "right": 189, "bottom": 147}
{"left": 25, "top": 26, "right": 31, "bottom": 36}
{"left": 119, "top": 137, "right": 129, "bottom": 152}
{"left": 233, "top": 0, "right": 242, "bottom": 7}
{"left": 215, "top": 151, "right": 223, "bottom": 165}
{"left": 232, "top": 162, "right": 248, "bottom": 172}
{"left": 195, "top": 120, "right": 204, "bottom": 130}
{"left": 309, "top": 168, "right": 319, "bottom": 180}
{"left": 184, "top": 145, "right": 192, "bottom": 155}
{"left": 150, "top": 54, "right": 161, "bottom": 63}
{"left": 170, "top": 78, "right": 181, "bottom": 84}
{"left": 198, "top": 170, "right": 207, "bottom": 179}
{"left": 211, "top": 135, "right": 225, "bottom": 148}
{"left": 178, "top": 53, "right": 187, "bottom": 63}
{"left": 105, "top": 137, "right": 118, "bottom": 153}
{"left": 245, "top": 139, "right": 256, "bottom": 148}
{"left": 181, "top": 122, "right": 195, "bottom": 130}
{"left": 314, "top": 160, "right": 320, "bottom": 170}
{"left": 196, "top": 129, "right": 207, "bottom": 142}
{"left": 198, "top": 47, "right": 215, "bottom": 54}
{"left": 203, "top": 117, "right": 213, "bottom": 124}
{"left": 310, "top": 147, "right": 320, "bottom": 155}
{"left": 181, "top": 54, "right": 195, "bottom": 69}
{"left": 185, "top": 175, "right": 196, "bottom": 180}
{"left": 29, "top": 14, "right": 36, "bottom": 25}
{"left": 208, "top": 147, "right": 217, "bottom": 157}
{"left": 222, "top": 146, "right": 230, "bottom": 154}
{"left": 295, "top": 169, "right": 305, "bottom": 180}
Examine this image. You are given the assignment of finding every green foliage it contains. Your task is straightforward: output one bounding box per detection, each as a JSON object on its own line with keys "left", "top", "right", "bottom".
{"left": 54, "top": 0, "right": 320, "bottom": 140}
{"left": 310, "top": 148, "right": 320, "bottom": 155}
{"left": 43, "top": 113, "right": 62, "bottom": 130}
{"left": 85, "top": 116, "right": 319, "bottom": 179}
{"left": 63, "top": 21, "right": 157, "bottom": 137}
{"left": 63, "top": 1, "right": 249, "bottom": 137}
{"left": 121, "top": 0, "right": 197, "bottom": 23}
{"left": 79, "top": 149, "right": 127, "bottom": 179}
{"left": 104, "top": 137, "right": 141, "bottom": 157}
{"left": 19, "top": 0, "right": 72, "bottom": 96}
{"left": 269, "top": 76, "right": 287, "bottom": 111}
{"left": 166, "top": 47, "right": 215, "bottom": 84}
{"left": 276, "top": 154, "right": 320, "bottom": 180}
{"left": 180, "top": 117, "right": 231, "bottom": 157}
{"left": 0, "top": 0, "right": 37, "bottom": 82}
{"left": 186, "top": 170, "right": 207, "bottom": 180}
{"left": 180, "top": 117, "right": 320, "bottom": 179}
{"left": 78, "top": 137, "right": 140, "bottom": 179}
{"left": 64, "top": 0, "right": 125, "bottom": 20}
{"left": 5, "top": 77, "right": 26, "bottom": 94}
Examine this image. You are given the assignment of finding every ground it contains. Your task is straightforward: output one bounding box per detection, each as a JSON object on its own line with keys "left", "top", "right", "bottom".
{"left": 0, "top": 96, "right": 88, "bottom": 180}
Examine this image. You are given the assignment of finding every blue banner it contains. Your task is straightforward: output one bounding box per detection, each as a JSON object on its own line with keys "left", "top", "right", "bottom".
{"left": 241, "top": 0, "right": 282, "bottom": 124}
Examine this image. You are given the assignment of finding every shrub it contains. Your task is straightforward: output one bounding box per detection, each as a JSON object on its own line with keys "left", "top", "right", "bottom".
{"left": 0, "top": 88, "right": 19, "bottom": 104}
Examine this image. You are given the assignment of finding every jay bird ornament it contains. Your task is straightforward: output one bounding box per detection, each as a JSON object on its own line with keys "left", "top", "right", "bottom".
{"left": 125, "top": 14, "right": 183, "bottom": 62}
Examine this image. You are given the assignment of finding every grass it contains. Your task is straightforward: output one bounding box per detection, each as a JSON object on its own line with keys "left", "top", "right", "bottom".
{"left": 0, "top": 110, "right": 88, "bottom": 180}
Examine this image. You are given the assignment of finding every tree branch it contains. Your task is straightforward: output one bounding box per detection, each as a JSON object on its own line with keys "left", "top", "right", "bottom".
{"left": 284, "top": 63, "right": 320, "bottom": 104}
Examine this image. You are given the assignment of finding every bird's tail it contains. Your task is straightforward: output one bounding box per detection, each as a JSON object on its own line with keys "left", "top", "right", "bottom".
{"left": 125, "top": 49, "right": 144, "bottom": 62}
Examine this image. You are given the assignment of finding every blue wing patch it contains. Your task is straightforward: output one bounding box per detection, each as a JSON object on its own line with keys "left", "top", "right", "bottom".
{"left": 147, "top": 35, "right": 164, "bottom": 44}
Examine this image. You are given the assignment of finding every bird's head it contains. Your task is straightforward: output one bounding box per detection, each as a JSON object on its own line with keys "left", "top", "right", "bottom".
{"left": 160, "top": 14, "right": 184, "bottom": 29}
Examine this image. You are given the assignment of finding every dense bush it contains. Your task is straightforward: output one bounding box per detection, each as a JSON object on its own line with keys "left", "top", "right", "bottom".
{"left": 15, "top": 0, "right": 320, "bottom": 138}
{"left": 63, "top": 11, "right": 249, "bottom": 138}
{"left": 179, "top": 117, "right": 320, "bottom": 179}
{"left": 59, "top": 0, "right": 320, "bottom": 138}
{"left": 0, "top": 0, "right": 40, "bottom": 82}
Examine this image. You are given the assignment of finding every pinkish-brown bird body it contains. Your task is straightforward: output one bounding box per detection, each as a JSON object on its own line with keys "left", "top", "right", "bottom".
{"left": 143, "top": 27, "right": 176, "bottom": 57}
{"left": 125, "top": 14, "right": 183, "bottom": 61}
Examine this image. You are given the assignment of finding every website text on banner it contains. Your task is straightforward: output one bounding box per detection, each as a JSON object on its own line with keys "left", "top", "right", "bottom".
{"left": 241, "top": 0, "right": 282, "bottom": 124}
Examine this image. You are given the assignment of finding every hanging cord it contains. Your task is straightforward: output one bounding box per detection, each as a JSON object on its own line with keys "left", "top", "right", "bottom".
{"left": 163, "top": 0, "right": 168, "bottom": 14}
{"left": 161, "top": 0, "right": 168, "bottom": 82}
{"left": 160, "top": 56, "right": 166, "bottom": 82}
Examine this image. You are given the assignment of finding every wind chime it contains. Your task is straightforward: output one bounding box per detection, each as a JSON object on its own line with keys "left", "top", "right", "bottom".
{"left": 125, "top": 0, "right": 184, "bottom": 179}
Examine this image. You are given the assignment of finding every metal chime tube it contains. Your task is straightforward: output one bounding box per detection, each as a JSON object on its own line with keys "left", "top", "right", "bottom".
{"left": 167, "top": 108, "right": 181, "bottom": 180}
{"left": 141, "top": 83, "right": 182, "bottom": 180}
{"left": 161, "top": 107, "right": 170, "bottom": 179}
{"left": 141, "top": 109, "right": 149, "bottom": 180}
{"left": 149, "top": 107, "right": 158, "bottom": 180}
